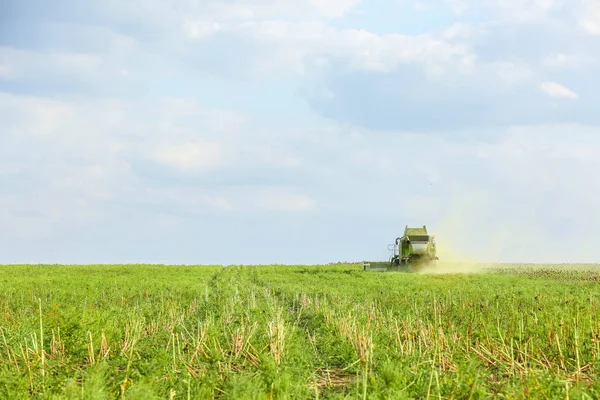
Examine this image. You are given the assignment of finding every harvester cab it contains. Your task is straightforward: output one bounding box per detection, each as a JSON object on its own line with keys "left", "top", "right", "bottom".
{"left": 363, "top": 225, "right": 439, "bottom": 272}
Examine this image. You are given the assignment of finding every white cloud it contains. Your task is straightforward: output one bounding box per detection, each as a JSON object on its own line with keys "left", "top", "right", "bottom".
{"left": 539, "top": 81, "right": 579, "bottom": 99}
{"left": 152, "top": 142, "right": 224, "bottom": 171}
{"left": 103, "top": 0, "right": 358, "bottom": 27}
{"left": 207, "top": 0, "right": 361, "bottom": 20}
{"left": 309, "top": 0, "right": 361, "bottom": 18}
{"left": 184, "top": 20, "right": 222, "bottom": 39}
{"left": 344, "top": 31, "right": 475, "bottom": 73}
{"left": 250, "top": 189, "right": 315, "bottom": 212}
{"left": 542, "top": 52, "right": 583, "bottom": 68}
{"left": 211, "top": 196, "right": 234, "bottom": 211}
{"left": 487, "top": 0, "right": 566, "bottom": 22}
{"left": 445, "top": 0, "right": 469, "bottom": 15}
{"left": 0, "top": 45, "right": 151, "bottom": 96}
{"left": 159, "top": 98, "right": 246, "bottom": 132}
{"left": 0, "top": 47, "right": 104, "bottom": 80}
{"left": 580, "top": 0, "right": 600, "bottom": 34}
{"left": 442, "top": 23, "right": 487, "bottom": 40}
{"left": 490, "top": 61, "right": 534, "bottom": 84}
{"left": 184, "top": 21, "right": 476, "bottom": 77}
{"left": 0, "top": 190, "right": 102, "bottom": 239}
{"left": 0, "top": 91, "right": 318, "bottom": 231}
{"left": 0, "top": 92, "right": 76, "bottom": 136}
{"left": 3, "top": 85, "right": 600, "bottom": 260}
{"left": 58, "top": 161, "right": 136, "bottom": 200}
{"left": 2, "top": 0, "right": 600, "bottom": 263}
{"left": 0, "top": 64, "right": 11, "bottom": 79}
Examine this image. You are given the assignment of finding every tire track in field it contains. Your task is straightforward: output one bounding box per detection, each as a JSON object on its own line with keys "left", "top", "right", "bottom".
{"left": 246, "top": 267, "right": 361, "bottom": 395}
{"left": 208, "top": 266, "right": 325, "bottom": 398}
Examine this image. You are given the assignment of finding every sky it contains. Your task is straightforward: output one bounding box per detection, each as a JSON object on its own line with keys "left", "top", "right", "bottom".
{"left": 1, "top": 0, "right": 600, "bottom": 265}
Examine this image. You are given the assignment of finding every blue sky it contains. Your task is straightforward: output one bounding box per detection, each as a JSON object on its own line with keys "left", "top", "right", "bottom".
{"left": 1, "top": 0, "right": 600, "bottom": 264}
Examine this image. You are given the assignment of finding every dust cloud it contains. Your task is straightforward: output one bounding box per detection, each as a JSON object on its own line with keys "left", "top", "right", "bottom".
{"left": 418, "top": 191, "right": 600, "bottom": 273}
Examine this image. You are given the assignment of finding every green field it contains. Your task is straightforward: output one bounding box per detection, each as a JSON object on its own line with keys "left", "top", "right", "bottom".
{"left": 1, "top": 264, "right": 599, "bottom": 399}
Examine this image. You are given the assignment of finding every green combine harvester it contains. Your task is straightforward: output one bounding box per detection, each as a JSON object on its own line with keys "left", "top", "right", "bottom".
{"left": 363, "top": 225, "right": 438, "bottom": 272}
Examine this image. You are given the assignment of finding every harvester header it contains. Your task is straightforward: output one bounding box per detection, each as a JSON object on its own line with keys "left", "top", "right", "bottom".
{"left": 363, "top": 225, "right": 438, "bottom": 272}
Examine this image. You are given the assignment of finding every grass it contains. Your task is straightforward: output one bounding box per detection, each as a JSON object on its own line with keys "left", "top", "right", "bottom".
{"left": 1, "top": 263, "right": 600, "bottom": 399}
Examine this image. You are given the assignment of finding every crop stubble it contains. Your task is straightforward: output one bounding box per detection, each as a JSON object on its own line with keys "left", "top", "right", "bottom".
{"left": 0, "top": 263, "right": 599, "bottom": 399}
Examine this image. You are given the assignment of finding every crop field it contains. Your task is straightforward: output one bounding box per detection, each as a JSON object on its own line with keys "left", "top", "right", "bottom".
{"left": 1, "top": 263, "right": 600, "bottom": 399}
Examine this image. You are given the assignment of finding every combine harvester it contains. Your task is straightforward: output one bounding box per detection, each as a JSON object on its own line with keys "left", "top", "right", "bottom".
{"left": 363, "top": 225, "right": 438, "bottom": 272}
